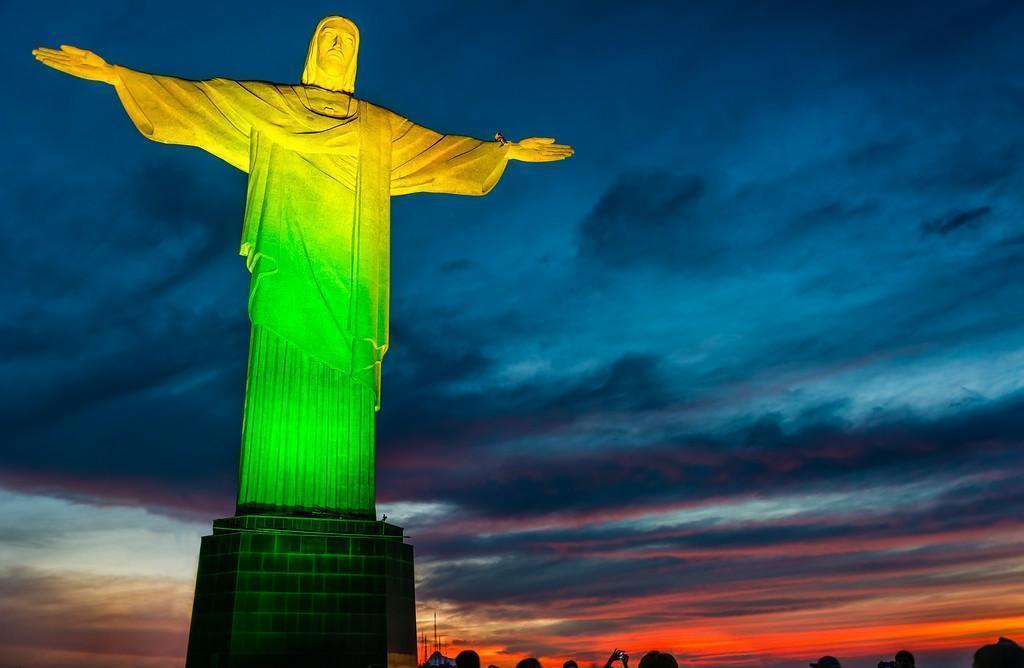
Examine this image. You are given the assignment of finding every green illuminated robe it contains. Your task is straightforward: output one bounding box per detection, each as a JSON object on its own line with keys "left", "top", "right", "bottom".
{"left": 113, "top": 67, "right": 508, "bottom": 517}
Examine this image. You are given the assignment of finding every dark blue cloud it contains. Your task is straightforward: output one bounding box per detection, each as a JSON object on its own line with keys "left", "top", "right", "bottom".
{"left": 921, "top": 206, "right": 993, "bottom": 236}
{"left": 578, "top": 172, "right": 709, "bottom": 271}
{"left": 380, "top": 388, "right": 1024, "bottom": 518}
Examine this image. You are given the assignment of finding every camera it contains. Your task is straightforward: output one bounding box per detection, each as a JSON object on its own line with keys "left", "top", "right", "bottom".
{"left": 879, "top": 661, "right": 897, "bottom": 668}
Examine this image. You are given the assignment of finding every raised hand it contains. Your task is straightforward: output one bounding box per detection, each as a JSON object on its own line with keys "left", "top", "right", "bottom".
{"left": 508, "top": 136, "right": 574, "bottom": 162}
{"left": 604, "top": 648, "right": 627, "bottom": 668}
{"left": 32, "top": 45, "right": 119, "bottom": 85}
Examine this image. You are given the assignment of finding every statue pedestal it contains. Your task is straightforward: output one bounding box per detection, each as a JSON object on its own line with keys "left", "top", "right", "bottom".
{"left": 184, "top": 515, "right": 417, "bottom": 668}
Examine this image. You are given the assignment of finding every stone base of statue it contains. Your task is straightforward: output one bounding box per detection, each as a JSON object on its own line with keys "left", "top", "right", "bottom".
{"left": 184, "top": 515, "right": 417, "bottom": 668}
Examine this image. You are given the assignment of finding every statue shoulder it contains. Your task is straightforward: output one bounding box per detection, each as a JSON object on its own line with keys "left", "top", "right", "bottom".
{"left": 205, "top": 78, "right": 285, "bottom": 96}
{"left": 353, "top": 99, "right": 409, "bottom": 133}
{"left": 203, "top": 79, "right": 298, "bottom": 110}
{"left": 356, "top": 99, "right": 410, "bottom": 130}
{"left": 355, "top": 98, "right": 391, "bottom": 117}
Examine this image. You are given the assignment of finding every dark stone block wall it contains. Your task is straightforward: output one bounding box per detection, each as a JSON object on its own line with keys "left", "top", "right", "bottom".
{"left": 185, "top": 516, "right": 416, "bottom": 668}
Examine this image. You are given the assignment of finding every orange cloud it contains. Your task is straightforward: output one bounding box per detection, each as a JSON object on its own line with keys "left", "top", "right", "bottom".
{"left": 0, "top": 567, "right": 192, "bottom": 668}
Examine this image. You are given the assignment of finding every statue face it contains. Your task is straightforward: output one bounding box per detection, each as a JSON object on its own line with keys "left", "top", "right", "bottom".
{"left": 316, "top": 26, "right": 356, "bottom": 77}
{"left": 301, "top": 16, "right": 359, "bottom": 93}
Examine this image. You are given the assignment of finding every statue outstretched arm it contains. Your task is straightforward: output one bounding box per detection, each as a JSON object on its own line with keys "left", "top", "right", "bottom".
{"left": 33, "top": 45, "right": 253, "bottom": 172}
{"left": 389, "top": 114, "right": 572, "bottom": 197}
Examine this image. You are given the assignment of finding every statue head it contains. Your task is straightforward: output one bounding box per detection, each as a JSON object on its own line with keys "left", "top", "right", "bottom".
{"left": 301, "top": 16, "right": 359, "bottom": 93}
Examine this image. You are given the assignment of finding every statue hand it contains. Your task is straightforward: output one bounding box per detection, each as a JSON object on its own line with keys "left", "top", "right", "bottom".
{"left": 32, "top": 45, "right": 119, "bottom": 85}
{"left": 508, "top": 137, "right": 574, "bottom": 162}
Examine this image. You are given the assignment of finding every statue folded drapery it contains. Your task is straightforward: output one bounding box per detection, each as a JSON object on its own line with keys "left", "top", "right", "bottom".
{"left": 113, "top": 66, "right": 509, "bottom": 516}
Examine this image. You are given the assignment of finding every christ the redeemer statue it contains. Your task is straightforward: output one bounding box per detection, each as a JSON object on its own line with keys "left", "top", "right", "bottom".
{"left": 34, "top": 17, "right": 571, "bottom": 519}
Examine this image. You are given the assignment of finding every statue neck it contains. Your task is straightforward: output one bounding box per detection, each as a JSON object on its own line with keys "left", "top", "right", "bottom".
{"left": 306, "top": 71, "right": 352, "bottom": 94}
{"left": 299, "top": 86, "right": 355, "bottom": 117}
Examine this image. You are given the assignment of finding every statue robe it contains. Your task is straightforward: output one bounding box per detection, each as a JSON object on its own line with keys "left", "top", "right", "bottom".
{"left": 113, "top": 67, "right": 508, "bottom": 516}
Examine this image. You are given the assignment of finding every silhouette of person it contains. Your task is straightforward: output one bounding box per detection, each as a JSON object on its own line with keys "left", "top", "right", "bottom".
{"left": 895, "top": 650, "right": 915, "bottom": 668}
{"left": 974, "top": 638, "right": 1024, "bottom": 668}
{"left": 457, "top": 650, "right": 482, "bottom": 668}
{"left": 811, "top": 656, "right": 842, "bottom": 668}
{"left": 638, "top": 651, "right": 678, "bottom": 668}
{"left": 517, "top": 659, "right": 542, "bottom": 668}
{"left": 564, "top": 661, "right": 580, "bottom": 668}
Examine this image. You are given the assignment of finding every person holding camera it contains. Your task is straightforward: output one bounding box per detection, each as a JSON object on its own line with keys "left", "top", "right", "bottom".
{"left": 604, "top": 648, "right": 678, "bottom": 668}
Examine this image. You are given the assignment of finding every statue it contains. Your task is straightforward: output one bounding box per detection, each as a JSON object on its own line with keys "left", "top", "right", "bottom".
{"left": 33, "top": 16, "right": 571, "bottom": 668}
{"left": 33, "top": 17, "right": 571, "bottom": 519}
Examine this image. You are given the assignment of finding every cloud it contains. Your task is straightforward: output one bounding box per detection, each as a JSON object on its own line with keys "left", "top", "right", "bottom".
{"left": 911, "top": 139, "right": 1023, "bottom": 195}
{"left": 379, "top": 384, "right": 1024, "bottom": 525}
{"left": 921, "top": 206, "right": 993, "bottom": 236}
{"left": 535, "top": 353, "right": 671, "bottom": 417}
{"left": 577, "top": 172, "right": 711, "bottom": 271}
{"left": 1, "top": 158, "right": 249, "bottom": 513}
{"left": 439, "top": 258, "right": 474, "bottom": 273}
{"left": 0, "top": 567, "right": 191, "bottom": 668}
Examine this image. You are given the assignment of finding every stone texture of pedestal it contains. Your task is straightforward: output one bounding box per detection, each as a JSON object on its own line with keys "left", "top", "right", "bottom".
{"left": 184, "top": 515, "right": 416, "bottom": 668}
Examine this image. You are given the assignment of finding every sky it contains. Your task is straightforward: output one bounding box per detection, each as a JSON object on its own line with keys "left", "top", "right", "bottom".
{"left": 2, "top": 0, "right": 1024, "bottom": 667}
